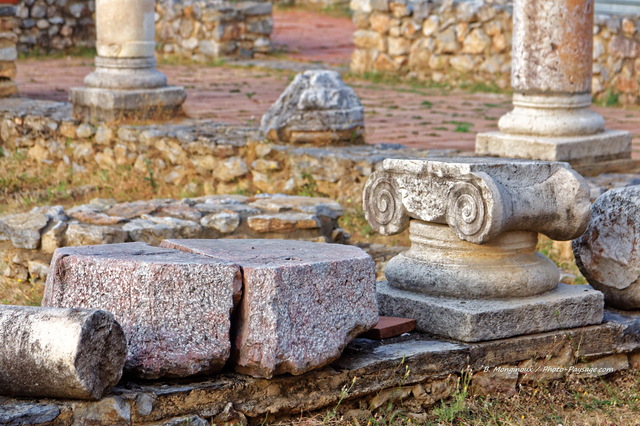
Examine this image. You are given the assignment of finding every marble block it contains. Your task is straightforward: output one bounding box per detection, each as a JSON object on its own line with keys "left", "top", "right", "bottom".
{"left": 377, "top": 281, "right": 604, "bottom": 342}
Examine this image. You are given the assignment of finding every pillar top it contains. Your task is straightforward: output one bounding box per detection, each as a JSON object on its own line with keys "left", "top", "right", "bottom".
{"left": 363, "top": 157, "right": 590, "bottom": 244}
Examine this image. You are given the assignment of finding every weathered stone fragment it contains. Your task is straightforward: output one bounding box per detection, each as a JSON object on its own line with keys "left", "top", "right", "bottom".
{"left": 363, "top": 157, "right": 590, "bottom": 244}
{"left": 65, "top": 222, "right": 128, "bottom": 246}
{"left": 0, "top": 305, "right": 126, "bottom": 400}
{"left": 573, "top": 186, "right": 640, "bottom": 309}
{"left": 161, "top": 239, "right": 378, "bottom": 379}
{"left": 43, "top": 242, "right": 242, "bottom": 379}
{"left": 0, "top": 211, "right": 49, "bottom": 249}
{"left": 260, "top": 70, "right": 365, "bottom": 145}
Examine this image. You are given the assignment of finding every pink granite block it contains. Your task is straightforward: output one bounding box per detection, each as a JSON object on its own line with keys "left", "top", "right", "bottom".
{"left": 43, "top": 242, "right": 242, "bottom": 379}
{"left": 161, "top": 239, "right": 378, "bottom": 379}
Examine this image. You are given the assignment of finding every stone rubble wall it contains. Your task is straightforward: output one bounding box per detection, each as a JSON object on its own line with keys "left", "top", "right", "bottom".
{"left": 0, "top": 192, "right": 348, "bottom": 285}
{"left": 0, "top": 98, "right": 434, "bottom": 204}
{"left": 0, "top": 97, "right": 437, "bottom": 284}
{"left": 14, "top": 0, "right": 273, "bottom": 59}
{"left": 0, "top": 4, "right": 17, "bottom": 98}
{"left": 350, "top": 0, "right": 640, "bottom": 106}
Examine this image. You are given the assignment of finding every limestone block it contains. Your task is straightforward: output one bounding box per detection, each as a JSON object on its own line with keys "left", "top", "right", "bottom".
{"left": 247, "top": 213, "right": 319, "bottom": 233}
{"left": 470, "top": 366, "right": 518, "bottom": 396}
{"left": 462, "top": 28, "right": 490, "bottom": 54}
{"left": 573, "top": 186, "right": 640, "bottom": 309}
{"left": 0, "top": 211, "right": 49, "bottom": 249}
{"left": 0, "top": 305, "right": 126, "bottom": 400}
{"left": 161, "top": 239, "right": 378, "bottom": 378}
{"left": 65, "top": 222, "right": 127, "bottom": 246}
{"left": 363, "top": 157, "right": 590, "bottom": 244}
{"left": 43, "top": 243, "right": 242, "bottom": 379}
{"left": 260, "top": 70, "right": 365, "bottom": 145}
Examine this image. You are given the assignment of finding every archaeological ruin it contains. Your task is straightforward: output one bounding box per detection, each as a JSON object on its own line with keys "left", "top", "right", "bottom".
{"left": 1, "top": 0, "right": 640, "bottom": 424}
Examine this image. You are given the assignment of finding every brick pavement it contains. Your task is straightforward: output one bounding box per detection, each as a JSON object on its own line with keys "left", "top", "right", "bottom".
{"left": 12, "top": 9, "right": 640, "bottom": 157}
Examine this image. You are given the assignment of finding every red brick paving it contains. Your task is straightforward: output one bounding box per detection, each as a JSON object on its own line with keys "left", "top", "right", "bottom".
{"left": 12, "top": 9, "right": 640, "bottom": 157}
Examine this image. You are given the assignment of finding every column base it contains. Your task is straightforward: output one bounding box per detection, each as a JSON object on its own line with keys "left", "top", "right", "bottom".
{"left": 377, "top": 281, "right": 604, "bottom": 342}
{"left": 70, "top": 86, "right": 186, "bottom": 123}
{"left": 475, "top": 130, "right": 631, "bottom": 166}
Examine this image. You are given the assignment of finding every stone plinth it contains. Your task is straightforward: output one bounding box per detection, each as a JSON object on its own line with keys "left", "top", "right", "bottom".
{"left": 377, "top": 282, "right": 604, "bottom": 342}
{"left": 364, "top": 157, "right": 604, "bottom": 342}
{"left": 43, "top": 242, "right": 242, "bottom": 379}
{"left": 476, "top": 0, "right": 632, "bottom": 165}
{"left": 573, "top": 186, "right": 640, "bottom": 310}
{"left": 70, "top": 0, "right": 185, "bottom": 122}
{"left": 161, "top": 239, "right": 378, "bottom": 379}
{"left": 260, "top": 70, "right": 365, "bottom": 145}
{"left": 0, "top": 305, "right": 126, "bottom": 400}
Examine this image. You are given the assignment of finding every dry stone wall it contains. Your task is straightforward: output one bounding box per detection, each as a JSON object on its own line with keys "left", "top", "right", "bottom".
{"left": 0, "top": 98, "right": 435, "bottom": 204}
{"left": 14, "top": 0, "right": 272, "bottom": 59}
{"left": 350, "top": 0, "right": 640, "bottom": 106}
{"left": 0, "top": 3, "right": 17, "bottom": 98}
{"left": 0, "top": 192, "right": 348, "bottom": 285}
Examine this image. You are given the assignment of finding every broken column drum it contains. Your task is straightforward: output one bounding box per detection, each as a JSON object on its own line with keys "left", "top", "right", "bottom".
{"left": 70, "top": 0, "right": 186, "bottom": 122}
{"left": 364, "top": 157, "right": 604, "bottom": 342}
{"left": 0, "top": 305, "right": 126, "bottom": 400}
{"left": 476, "top": 0, "right": 631, "bottom": 164}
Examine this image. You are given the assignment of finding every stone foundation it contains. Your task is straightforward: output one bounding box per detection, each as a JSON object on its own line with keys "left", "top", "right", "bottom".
{"left": 350, "top": 0, "right": 640, "bottom": 106}
{"left": 1, "top": 309, "right": 639, "bottom": 423}
{"left": 15, "top": 0, "right": 273, "bottom": 59}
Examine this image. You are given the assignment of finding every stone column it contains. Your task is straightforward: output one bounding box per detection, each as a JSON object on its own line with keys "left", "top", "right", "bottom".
{"left": 476, "top": 0, "right": 631, "bottom": 167}
{"left": 364, "top": 157, "right": 604, "bottom": 342}
{"left": 70, "top": 0, "right": 186, "bottom": 122}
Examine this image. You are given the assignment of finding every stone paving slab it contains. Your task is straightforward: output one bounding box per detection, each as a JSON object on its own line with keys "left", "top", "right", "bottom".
{"left": 161, "top": 238, "right": 378, "bottom": 378}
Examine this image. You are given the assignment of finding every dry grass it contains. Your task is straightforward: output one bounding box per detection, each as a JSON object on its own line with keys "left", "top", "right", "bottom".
{"left": 0, "top": 149, "right": 204, "bottom": 215}
{"left": 275, "top": 370, "right": 640, "bottom": 425}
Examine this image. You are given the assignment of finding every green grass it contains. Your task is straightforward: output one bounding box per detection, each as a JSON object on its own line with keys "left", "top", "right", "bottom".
{"left": 18, "top": 46, "right": 96, "bottom": 60}
{"left": 444, "top": 120, "right": 473, "bottom": 133}
{"left": 595, "top": 90, "right": 621, "bottom": 107}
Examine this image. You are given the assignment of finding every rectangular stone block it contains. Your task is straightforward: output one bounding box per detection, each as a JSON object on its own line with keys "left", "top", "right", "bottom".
{"left": 476, "top": 129, "right": 631, "bottom": 165}
{"left": 69, "top": 86, "right": 186, "bottom": 123}
{"left": 43, "top": 242, "right": 242, "bottom": 379}
{"left": 161, "top": 239, "right": 378, "bottom": 378}
{"left": 377, "top": 281, "right": 604, "bottom": 342}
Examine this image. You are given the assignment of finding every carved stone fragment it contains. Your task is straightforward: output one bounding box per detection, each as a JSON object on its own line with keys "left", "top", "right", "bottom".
{"left": 0, "top": 305, "right": 126, "bottom": 400}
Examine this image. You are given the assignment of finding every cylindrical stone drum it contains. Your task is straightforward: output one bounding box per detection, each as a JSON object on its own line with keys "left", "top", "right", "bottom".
{"left": 0, "top": 306, "right": 127, "bottom": 400}
{"left": 512, "top": 0, "right": 594, "bottom": 95}
{"left": 96, "top": 0, "right": 156, "bottom": 58}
